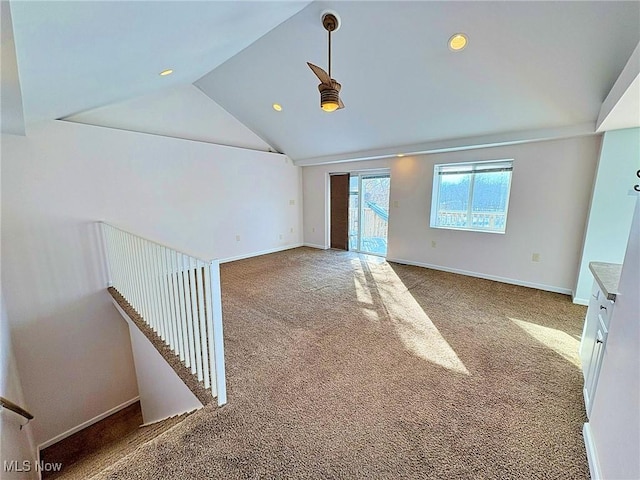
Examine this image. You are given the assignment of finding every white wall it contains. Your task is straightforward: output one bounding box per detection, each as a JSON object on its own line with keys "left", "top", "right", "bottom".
{"left": 574, "top": 128, "right": 640, "bottom": 303}
{"left": 303, "top": 136, "right": 600, "bottom": 293}
{"left": 1, "top": 120, "right": 302, "bottom": 446}
{"left": 588, "top": 198, "right": 639, "bottom": 479}
{"left": 1, "top": 138, "right": 38, "bottom": 478}
{"left": 1, "top": 294, "right": 38, "bottom": 479}
{"left": 115, "top": 303, "right": 202, "bottom": 426}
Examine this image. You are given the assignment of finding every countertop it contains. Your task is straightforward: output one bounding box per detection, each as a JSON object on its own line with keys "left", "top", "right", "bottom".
{"left": 589, "top": 261, "right": 623, "bottom": 301}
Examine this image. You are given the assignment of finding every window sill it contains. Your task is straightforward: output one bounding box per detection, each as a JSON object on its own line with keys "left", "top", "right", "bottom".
{"left": 430, "top": 225, "right": 506, "bottom": 235}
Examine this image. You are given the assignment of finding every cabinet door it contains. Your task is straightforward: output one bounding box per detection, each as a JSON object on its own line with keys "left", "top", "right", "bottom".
{"left": 583, "top": 315, "right": 609, "bottom": 417}
{"left": 580, "top": 282, "right": 601, "bottom": 380}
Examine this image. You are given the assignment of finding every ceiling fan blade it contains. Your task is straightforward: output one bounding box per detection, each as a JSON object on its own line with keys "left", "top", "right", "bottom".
{"left": 307, "top": 62, "right": 332, "bottom": 85}
{"left": 338, "top": 97, "right": 345, "bottom": 110}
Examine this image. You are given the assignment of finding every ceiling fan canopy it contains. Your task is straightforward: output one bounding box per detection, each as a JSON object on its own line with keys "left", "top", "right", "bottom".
{"left": 307, "top": 11, "right": 344, "bottom": 112}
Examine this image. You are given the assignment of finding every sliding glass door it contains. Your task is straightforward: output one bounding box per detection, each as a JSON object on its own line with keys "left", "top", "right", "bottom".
{"left": 348, "top": 172, "right": 390, "bottom": 256}
{"left": 348, "top": 175, "right": 360, "bottom": 251}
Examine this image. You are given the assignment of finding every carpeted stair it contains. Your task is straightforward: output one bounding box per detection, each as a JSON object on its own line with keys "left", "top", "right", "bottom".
{"left": 41, "top": 285, "right": 215, "bottom": 479}
{"left": 42, "top": 403, "right": 191, "bottom": 480}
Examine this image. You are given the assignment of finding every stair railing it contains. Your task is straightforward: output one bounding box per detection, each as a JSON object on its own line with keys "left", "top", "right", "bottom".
{"left": 1, "top": 396, "right": 34, "bottom": 429}
{"left": 99, "top": 222, "right": 226, "bottom": 406}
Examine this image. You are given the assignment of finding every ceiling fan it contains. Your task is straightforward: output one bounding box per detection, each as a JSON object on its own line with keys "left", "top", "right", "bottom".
{"left": 307, "top": 12, "right": 344, "bottom": 112}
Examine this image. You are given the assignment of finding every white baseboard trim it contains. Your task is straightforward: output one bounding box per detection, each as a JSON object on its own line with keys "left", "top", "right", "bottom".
{"left": 573, "top": 297, "right": 589, "bottom": 306}
{"left": 38, "top": 396, "right": 140, "bottom": 450}
{"left": 386, "top": 257, "right": 573, "bottom": 295}
{"left": 583, "top": 422, "right": 601, "bottom": 480}
{"left": 303, "top": 243, "right": 329, "bottom": 250}
{"left": 219, "top": 243, "right": 303, "bottom": 264}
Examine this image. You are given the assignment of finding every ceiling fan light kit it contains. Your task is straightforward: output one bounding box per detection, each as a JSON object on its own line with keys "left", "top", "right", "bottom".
{"left": 308, "top": 11, "right": 344, "bottom": 113}
{"left": 320, "top": 85, "right": 340, "bottom": 112}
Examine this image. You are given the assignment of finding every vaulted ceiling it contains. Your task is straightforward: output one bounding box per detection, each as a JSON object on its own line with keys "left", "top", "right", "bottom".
{"left": 2, "top": 1, "right": 639, "bottom": 164}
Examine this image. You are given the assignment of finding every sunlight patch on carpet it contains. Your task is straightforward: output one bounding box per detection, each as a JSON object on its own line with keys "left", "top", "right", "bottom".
{"left": 510, "top": 318, "right": 581, "bottom": 368}
{"left": 352, "top": 259, "right": 374, "bottom": 306}
{"left": 367, "top": 261, "right": 469, "bottom": 375}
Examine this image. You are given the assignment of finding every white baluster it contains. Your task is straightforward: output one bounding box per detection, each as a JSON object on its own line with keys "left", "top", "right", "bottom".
{"left": 100, "top": 224, "right": 113, "bottom": 287}
{"left": 182, "top": 255, "right": 197, "bottom": 374}
{"left": 175, "top": 252, "right": 189, "bottom": 366}
{"left": 189, "top": 257, "right": 203, "bottom": 382}
{"left": 203, "top": 262, "right": 217, "bottom": 398}
{"left": 112, "top": 226, "right": 122, "bottom": 293}
{"left": 208, "top": 261, "right": 227, "bottom": 406}
{"left": 120, "top": 229, "right": 131, "bottom": 301}
{"left": 127, "top": 233, "right": 136, "bottom": 308}
{"left": 162, "top": 246, "right": 175, "bottom": 351}
{"left": 196, "top": 262, "right": 210, "bottom": 388}
{"left": 142, "top": 240, "right": 152, "bottom": 324}
{"left": 135, "top": 236, "right": 144, "bottom": 317}
{"left": 170, "top": 250, "right": 184, "bottom": 360}
{"left": 153, "top": 244, "right": 166, "bottom": 342}
{"left": 135, "top": 236, "right": 144, "bottom": 319}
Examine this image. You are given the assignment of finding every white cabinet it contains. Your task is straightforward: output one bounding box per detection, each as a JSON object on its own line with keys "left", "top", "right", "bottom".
{"left": 580, "top": 280, "right": 614, "bottom": 417}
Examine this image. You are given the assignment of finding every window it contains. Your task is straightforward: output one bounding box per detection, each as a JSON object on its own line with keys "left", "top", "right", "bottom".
{"left": 430, "top": 159, "right": 513, "bottom": 233}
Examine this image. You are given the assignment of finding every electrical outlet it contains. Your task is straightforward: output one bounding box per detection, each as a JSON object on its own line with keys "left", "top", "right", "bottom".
{"left": 312, "top": 227, "right": 316, "bottom": 233}
{"left": 289, "top": 199, "right": 295, "bottom": 205}
{"left": 431, "top": 240, "right": 437, "bottom": 248}
{"left": 393, "top": 200, "right": 399, "bottom": 208}
{"left": 290, "top": 227, "right": 294, "bottom": 233}
{"left": 279, "top": 234, "right": 283, "bottom": 240}
{"left": 235, "top": 235, "right": 241, "bottom": 242}
{"left": 532, "top": 253, "right": 540, "bottom": 262}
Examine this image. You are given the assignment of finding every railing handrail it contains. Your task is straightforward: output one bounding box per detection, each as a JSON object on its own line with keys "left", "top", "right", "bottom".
{"left": 0, "top": 396, "right": 34, "bottom": 421}
{"left": 99, "top": 221, "right": 213, "bottom": 265}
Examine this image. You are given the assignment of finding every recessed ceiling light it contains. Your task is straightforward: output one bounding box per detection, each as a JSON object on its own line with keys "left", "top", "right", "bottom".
{"left": 397, "top": 154, "right": 405, "bottom": 157}
{"left": 159, "top": 69, "right": 174, "bottom": 76}
{"left": 272, "top": 103, "right": 283, "bottom": 112}
{"left": 448, "top": 33, "right": 468, "bottom": 51}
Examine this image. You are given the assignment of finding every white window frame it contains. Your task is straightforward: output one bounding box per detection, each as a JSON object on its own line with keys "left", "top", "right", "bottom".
{"left": 430, "top": 159, "right": 513, "bottom": 234}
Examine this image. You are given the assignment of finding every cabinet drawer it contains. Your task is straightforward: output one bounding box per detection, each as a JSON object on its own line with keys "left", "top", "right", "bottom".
{"left": 597, "top": 298, "right": 614, "bottom": 329}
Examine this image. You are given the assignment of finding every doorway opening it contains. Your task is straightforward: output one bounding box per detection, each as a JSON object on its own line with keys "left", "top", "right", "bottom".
{"left": 348, "top": 172, "right": 391, "bottom": 256}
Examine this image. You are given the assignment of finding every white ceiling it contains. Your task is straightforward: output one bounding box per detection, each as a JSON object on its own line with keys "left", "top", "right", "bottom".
{"left": 597, "top": 75, "right": 640, "bottom": 132}
{"left": 197, "top": 1, "right": 640, "bottom": 163}
{"left": 1, "top": 0, "right": 25, "bottom": 135}
{"left": 2, "top": 1, "right": 639, "bottom": 164}
{"left": 7, "top": 0, "right": 310, "bottom": 125}
{"left": 597, "top": 43, "right": 640, "bottom": 133}
{"left": 65, "top": 84, "right": 272, "bottom": 151}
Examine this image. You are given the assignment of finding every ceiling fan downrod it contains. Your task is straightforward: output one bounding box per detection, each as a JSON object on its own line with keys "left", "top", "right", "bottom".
{"left": 322, "top": 13, "right": 338, "bottom": 79}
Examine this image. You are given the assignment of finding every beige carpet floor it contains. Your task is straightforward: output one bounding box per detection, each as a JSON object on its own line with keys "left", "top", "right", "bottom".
{"left": 97, "top": 247, "right": 589, "bottom": 479}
